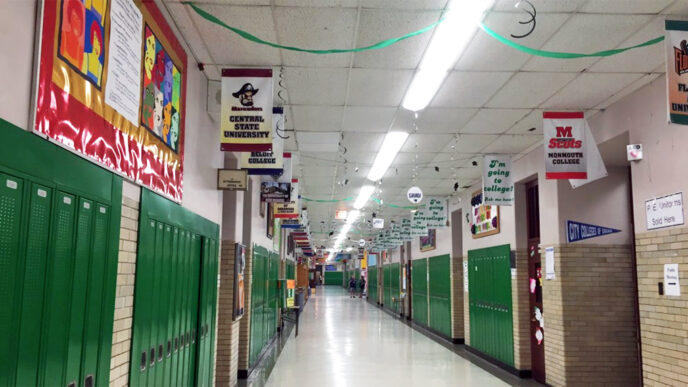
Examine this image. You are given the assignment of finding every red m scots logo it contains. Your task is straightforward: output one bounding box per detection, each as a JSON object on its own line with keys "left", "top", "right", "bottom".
{"left": 556, "top": 126, "right": 572, "bottom": 138}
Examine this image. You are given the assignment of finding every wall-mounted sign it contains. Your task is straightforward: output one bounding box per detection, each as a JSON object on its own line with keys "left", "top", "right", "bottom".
{"left": 483, "top": 155, "right": 513, "bottom": 206}
{"left": 335, "top": 210, "right": 348, "bottom": 220}
{"left": 545, "top": 246, "right": 555, "bottom": 280}
{"left": 645, "top": 192, "right": 684, "bottom": 230}
{"left": 260, "top": 181, "right": 290, "bottom": 203}
{"left": 407, "top": 186, "right": 423, "bottom": 204}
{"left": 217, "top": 169, "right": 248, "bottom": 190}
{"left": 666, "top": 20, "right": 688, "bottom": 125}
{"left": 543, "top": 112, "right": 587, "bottom": 180}
{"left": 274, "top": 202, "right": 299, "bottom": 218}
{"left": 463, "top": 261, "right": 469, "bottom": 292}
{"left": 566, "top": 220, "right": 621, "bottom": 243}
{"left": 626, "top": 144, "right": 643, "bottom": 161}
{"left": 424, "top": 197, "right": 447, "bottom": 228}
{"left": 470, "top": 191, "right": 499, "bottom": 239}
{"left": 373, "top": 218, "right": 384, "bottom": 229}
{"left": 221, "top": 68, "right": 273, "bottom": 151}
{"left": 358, "top": 239, "right": 366, "bottom": 247}
{"left": 664, "top": 263, "right": 681, "bottom": 296}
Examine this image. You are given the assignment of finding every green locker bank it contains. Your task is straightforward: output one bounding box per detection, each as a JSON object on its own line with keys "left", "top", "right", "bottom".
{"left": 248, "top": 245, "right": 280, "bottom": 367}
{"left": 468, "top": 244, "right": 514, "bottom": 367}
{"left": 129, "top": 189, "right": 220, "bottom": 387}
{"left": 410, "top": 255, "right": 451, "bottom": 338}
{"left": 0, "top": 119, "right": 122, "bottom": 386}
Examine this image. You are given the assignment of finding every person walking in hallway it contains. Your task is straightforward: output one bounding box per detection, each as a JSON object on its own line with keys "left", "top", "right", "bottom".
{"left": 349, "top": 276, "right": 357, "bottom": 298}
{"left": 358, "top": 276, "right": 366, "bottom": 299}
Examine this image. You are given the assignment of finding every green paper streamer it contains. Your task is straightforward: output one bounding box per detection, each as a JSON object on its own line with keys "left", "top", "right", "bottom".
{"left": 184, "top": 2, "right": 444, "bottom": 54}
{"left": 301, "top": 196, "right": 353, "bottom": 203}
{"left": 479, "top": 22, "right": 664, "bottom": 59}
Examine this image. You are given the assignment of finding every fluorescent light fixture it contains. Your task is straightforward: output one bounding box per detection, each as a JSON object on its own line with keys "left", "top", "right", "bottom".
{"left": 367, "top": 132, "right": 409, "bottom": 182}
{"left": 402, "top": 0, "right": 493, "bottom": 111}
{"left": 346, "top": 247, "right": 353, "bottom": 252}
{"left": 353, "top": 185, "right": 376, "bottom": 209}
{"left": 346, "top": 210, "right": 360, "bottom": 225}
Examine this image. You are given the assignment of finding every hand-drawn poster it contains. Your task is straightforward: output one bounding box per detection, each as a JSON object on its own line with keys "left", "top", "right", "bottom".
{"left": 34, "top": 0, "right": 187, "bottom": 202}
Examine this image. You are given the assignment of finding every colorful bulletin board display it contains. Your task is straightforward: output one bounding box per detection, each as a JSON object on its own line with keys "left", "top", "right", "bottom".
{"left": 34, "top": 0, "right": 187, "bottom": 202}
{"left": 471, "top": 190, "right": 500, "bottom": 239}
{"left": 420, "top": 229, "right": 436, "bottom": 252}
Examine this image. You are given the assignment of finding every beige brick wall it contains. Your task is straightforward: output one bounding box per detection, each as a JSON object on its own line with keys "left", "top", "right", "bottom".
{"left": 109, "top": 195, "right": 139, "bottom": 387}
{"left": 216, "top": 240, "right": 242, "bottom": 386}
{"left": 636, "top": 226, "right": 688, "bottom": 387}
{"left": 451, "top": 256, "right": 464, "bottom": 340}
{"left": 543, "top": 244, "right": 639, "bottom": 387}
{"left": 238, "top": 245, "right": 253, "bottom": 371}
{"left": 512, "top": 250, "right": 531, "bottom": 371}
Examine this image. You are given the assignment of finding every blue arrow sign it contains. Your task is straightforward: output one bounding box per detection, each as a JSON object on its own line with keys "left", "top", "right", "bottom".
{"left": 566, "top": 220, "right": 621, "bottom": 243}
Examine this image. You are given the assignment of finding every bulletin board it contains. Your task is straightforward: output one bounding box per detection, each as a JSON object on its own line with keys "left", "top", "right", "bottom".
{"left": 33, "top": 0, "right": 187, "bottom": 202}
{"left": 471, "top": 190, "right": 500, "bottom": 238}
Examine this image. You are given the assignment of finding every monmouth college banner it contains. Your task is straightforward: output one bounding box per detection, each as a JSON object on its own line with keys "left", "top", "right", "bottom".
{"left": 543, "top": 112, "right": 587, "bottom": 180}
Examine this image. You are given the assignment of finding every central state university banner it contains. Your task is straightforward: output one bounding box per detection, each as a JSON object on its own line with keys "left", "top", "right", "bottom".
{"left": 220, "top": 68, "right": 273, "bottom": 151}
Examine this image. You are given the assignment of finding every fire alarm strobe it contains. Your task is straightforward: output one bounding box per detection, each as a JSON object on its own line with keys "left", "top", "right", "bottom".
{"left": 627, "top": 144, "right": 643, "bottom": 161}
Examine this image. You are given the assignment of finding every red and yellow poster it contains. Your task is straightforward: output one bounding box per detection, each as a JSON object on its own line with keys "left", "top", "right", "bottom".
{"left": 666, "top": 20, "right": 688, "bottom": 125}
{"left": 34, "top": 0, "right": 187, "bottom": 201}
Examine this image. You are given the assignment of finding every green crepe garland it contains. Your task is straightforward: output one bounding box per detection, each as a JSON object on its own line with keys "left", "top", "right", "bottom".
{"left": 185, "top": 1, "right": 664, "bottom": 58}
{"left": 301, "top": 196, "right": 418, "bottom": 210}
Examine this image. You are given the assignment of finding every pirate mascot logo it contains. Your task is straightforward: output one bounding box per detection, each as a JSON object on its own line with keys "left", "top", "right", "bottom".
{"left": 232, "top": 83, "right": 259, "bottom": 107}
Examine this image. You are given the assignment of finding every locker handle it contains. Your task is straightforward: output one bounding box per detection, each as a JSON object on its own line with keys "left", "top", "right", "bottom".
{"left": 85, "top": 374, "right": 94, "bottom": 387}
{"left": 166, "top": 340, "right": 171, "bottom": 358}
{"left": 140, "top": 351, "right": 147, "bottom": 371}
{"left": 67, "top": 381, "right": 76, "bottom": 387}
{"left": 158, "top": 344, "right": 163, "bottom": 362}
{"left": 174, "top": 337, "right": 179, "bottom": 352}
{"left": 150, "top": 347, "right": 155, "bottom": 367}
{"left": 192, "top": 329, "right": 196, "bottom": 344}
{"left": 186, "top": 332, "right": 190, "bottom": 346}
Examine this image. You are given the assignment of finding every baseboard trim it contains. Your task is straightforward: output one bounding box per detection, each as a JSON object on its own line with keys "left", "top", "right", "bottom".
{"left": 464, "top": 346, "right": 532, "bottom": 379}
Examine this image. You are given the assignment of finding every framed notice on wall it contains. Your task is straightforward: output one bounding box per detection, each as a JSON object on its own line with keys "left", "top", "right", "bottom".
{"left": 471, "top": 190, "right": 500, "bottom": 239}
{"left": 33, "top": 0, "right": 187, "bottom": 202}
{"left": 233, "top": 243, "right": 246, "bottom": 321}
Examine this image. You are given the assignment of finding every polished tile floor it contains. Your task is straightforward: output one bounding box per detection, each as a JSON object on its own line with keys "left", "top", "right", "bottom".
{"left": 263, "top": 286, "right": 522, "bottom": 387}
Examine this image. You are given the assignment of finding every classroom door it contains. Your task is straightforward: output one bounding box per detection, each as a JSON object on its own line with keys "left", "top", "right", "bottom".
{"left": 526, "top": 181, "right": 545, "bottom": 383}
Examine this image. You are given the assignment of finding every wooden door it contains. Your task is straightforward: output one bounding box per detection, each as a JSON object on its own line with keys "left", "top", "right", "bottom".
{"left": 526, "top": 181, "right": 545, "bottom": 383}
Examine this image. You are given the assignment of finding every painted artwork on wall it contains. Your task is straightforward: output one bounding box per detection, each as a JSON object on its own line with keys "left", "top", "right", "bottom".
{"left": 471, "top": 190, "right": 500, "bottom": 238}
{"left": 58, "top": 0, "right": 107, "bottom": 88}
{"left": 141, "top": 25, "right": 182, "bottom": 152}
{"left": 420, "top": 229, "right": 436, "bottom": 252}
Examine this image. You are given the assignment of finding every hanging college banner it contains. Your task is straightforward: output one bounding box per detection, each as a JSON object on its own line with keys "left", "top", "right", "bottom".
{"left": 391, "top": 224, "right": 402, "bottom": 245}
{"left": 401, "top": 218, "right": 412, "bottom": 241}
{"left": 666, "top": 20, "right": 688, "bottom": 125}
{"left": 569, "top": 121, "right": 608, "bottom": 189}
{"left": 424, "top": 197, "right": 448, "bottom": 228}
{"left": 274, "top": 179, "right": 299, "bottom": 218}
{"left": 566, "top": 220, "right": 621, "bottom": 243}
{"left": 543, "top": 112, "right": 587, "bottom": 180}
{"left": 240, "top": 106, "right": 284, "bottom": 174}
{"left": 221, "top": 68, "right": 273, "bottom": 151}
{"left": 33, "top": 0, "right": 187, "bottom": 201}
{"left": 411, "top": 210, "right": 428, "bottom": 237}
{"left": 260, "top": 182, "right": 290, "bottom": 203}
{"left": 483, "top": 155, "right": 514, "bottom": 206}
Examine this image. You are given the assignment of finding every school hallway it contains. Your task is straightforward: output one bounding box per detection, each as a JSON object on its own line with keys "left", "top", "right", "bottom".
{"left": 263, "top": 286, "right": 529, "bottom": 387}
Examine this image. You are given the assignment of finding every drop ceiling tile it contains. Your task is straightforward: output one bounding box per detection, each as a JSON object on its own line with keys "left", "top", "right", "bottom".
{"left": 455, "top": 166, "right": 483, "bottom": 180}
{"left": 360, "top": 0, "right": 448, "bottom": 9}
{"left": 188, "top": 4, "right": 281, "bottom": 66}
{"left": 394, "top": 152, "right": 436, "bottom": 165}
{"left": 595, "top": 73, "right": 661, "bottom": 109}
{"left": 284, "top": 135, "right": 298, "bottom": 150}
{"left": 505, "top": 109, "right": 542, "bottom": 135}
{"left": 353, "top": 9, "right": 441, "bottom": 69}
{"left": 431, "top": 71, "right": 513, "bottom": 108}
{"left": 302, "top": 166, "right": 337, "bottom": 176}
{"left": 491, "top": 0, "right": 587, "bottom": 13}
{"left": 342, "top": 133, "right": 386, "bottom": 152}
{"left": 401, "top": 134, "right": 454, "bottom": 153}
{"left": 460, "top": 108, "right": 529, "bottom": 134}
{"left": 481, "top": 134, "right": 541, "bottom": 154}
{"left": 523, "top": 14, "right": 653, "bottom": 72}
{"left": 347, "top": 69, "right": 414, "bottom": 107}
{"left": 542, "top": 73, "right": 644, "bottom": 110}
{"left": 275, "top": 0, "right": 358, "bottom": 6}
{"left": 284, "top": 68, "right": 349, "bottom": 105}
{"left": 589, "top": 16, "right": 666, "bottom": 73}
{"left": 419, "top": 165, "right": 455, "bottom": 179}
{"left": 274, "top": 7, "right": 356, "bottom": 67}
{"left": 291, "top": 105, "right": 344, "bottom": 132}
{"left": 579, "top": 0, "right": 674, "bottom": 14}
{"left": 456, "top": 12, "right": 571, "bottom": 72}
{"left": 341, "top": 107, "right": 397, "bottom": 132}
{"left": 416, "top": 108, "right": 478, "bottom": 133}
{"left": 166, "top": 3, "right": 214, "bottom": 62}
{"left": 449, "top": 134, "right": 499, "bottom": 153}
{"left": 663, "top": 1, "right": 688, "bottom": 15}
{"left": 486, "top": 72, "right": 577, "bottom": 108}
{"left": 296, "top": 132, "right": 341, "bottom": 151}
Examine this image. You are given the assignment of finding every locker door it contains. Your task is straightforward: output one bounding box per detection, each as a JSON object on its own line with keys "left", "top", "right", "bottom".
{"left": 15, "top": 184, "right": 52, "bottom": 386}
{"left": 130, "top": 219, "right": 155, "bottom": 387}
{"left": 0, "top": 173, "right": 24, "bottom": 386}
{"left": 64, "top": 198, "right": 94, "bottom": 387}
{"left": 164, "top": 227, "right": 179, "bottom": 387}
{"left": 155, "top": 224, "right": 173, "bottom": 384}
{"left": 80, "top": 203, "right": 111, "bottom": 386}
{"left": 187, "top": 234, "right": 202, "bottom": 386}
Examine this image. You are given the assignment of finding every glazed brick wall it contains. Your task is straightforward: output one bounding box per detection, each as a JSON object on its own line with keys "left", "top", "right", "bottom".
{"left": 109, "top": 195, "right": 139, "bottom": 387}
{"left": 238, "top": 245, "right": 253, "bottom": 372}
{"left": 451, "top": 256, "right": 464, "bottom": 339}
{"left": 542, "top": 244, "right": 639, "bottom": 387}
{"left": 636, "top": 226, "right": 688, "bottom": 386}
{"left": 216, "top": 240, "right": 241, "bottom": 387}
{"left": 512, "top": 250, "right": 531, "bottom": 371}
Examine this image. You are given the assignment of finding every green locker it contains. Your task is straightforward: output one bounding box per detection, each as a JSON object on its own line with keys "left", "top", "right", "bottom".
{"left": 428, "top": 254, "right": 451, "bottom": 337}
{"left": 411, "top": 259, "right": 428, "bottom": 326}
{"left": 389, "top": 263, "right": 400, "bottom": 313}
{"left": 129, "top": 189, "right": 219, "bottom": 387}
{"left": 0, "top": 118, "right": 123, "bottom": 387}
{"left": 368, "top": 267, "right": 377, "bottom": 303}
{"left": 468, "top": 244, "right": 514, "bottom": 367}
{"left": 324, "top": 271, "right": 343, "bottom": 285}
